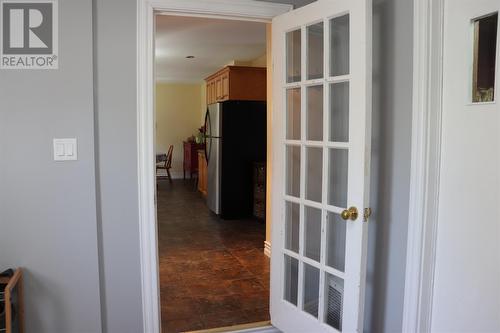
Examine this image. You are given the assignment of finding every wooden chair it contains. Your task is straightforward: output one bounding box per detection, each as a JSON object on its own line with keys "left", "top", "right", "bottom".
{"left": 0, "top": 268, "right": 24, "bottom": 333}
{"left": 156, "top": 145, "right": 174, "bottom": 183}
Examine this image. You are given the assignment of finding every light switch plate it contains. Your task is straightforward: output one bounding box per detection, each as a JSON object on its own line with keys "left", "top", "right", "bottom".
{"left": 53, "top": 138, "right": 78, "bottom": 161}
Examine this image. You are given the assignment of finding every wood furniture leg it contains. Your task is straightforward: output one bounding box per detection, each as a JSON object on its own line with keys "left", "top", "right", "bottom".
{"left": 5, "top": 291, "right": 11, "bottom": 333}
{"left": 19, "top": 272, "right": 24, "bottom": 333}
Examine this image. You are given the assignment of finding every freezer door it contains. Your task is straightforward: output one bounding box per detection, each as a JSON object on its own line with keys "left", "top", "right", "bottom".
{"left": 206, "top": 136, "right": 221, "bottom": 214}
{"left": 207, "top": 103, "right": 221, "bottom": 138}
{"left": 206, "top": 103, "right": 222, "bottom": 214}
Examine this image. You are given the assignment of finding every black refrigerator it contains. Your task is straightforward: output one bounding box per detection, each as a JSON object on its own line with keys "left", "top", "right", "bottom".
{"left": 204, "top": 100, "right": 267, "bottom": 219}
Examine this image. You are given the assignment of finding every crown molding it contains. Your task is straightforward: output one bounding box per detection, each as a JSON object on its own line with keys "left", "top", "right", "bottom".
{"left": 152, "top": 0, "right": 293, "bottom": 22}
{"left": 155, "top": 77, "right": 204, "bottom": 84}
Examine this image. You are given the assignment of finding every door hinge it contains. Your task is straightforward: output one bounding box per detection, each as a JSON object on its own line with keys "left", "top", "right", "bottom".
{"left": 363, "top": 208, "right": 372, "bottom": 222}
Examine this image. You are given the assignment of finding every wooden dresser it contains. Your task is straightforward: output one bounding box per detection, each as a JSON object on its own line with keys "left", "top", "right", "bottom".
{"left": 197, "top": 150, "right": 208, "bottom": 197}
{"left": 183, "top": 142, "right": 204, "bottom": 179}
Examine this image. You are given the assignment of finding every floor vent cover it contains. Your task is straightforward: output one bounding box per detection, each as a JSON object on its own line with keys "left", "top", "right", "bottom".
{"left": 326, "top": 279, "right": 343, "bottom": 331}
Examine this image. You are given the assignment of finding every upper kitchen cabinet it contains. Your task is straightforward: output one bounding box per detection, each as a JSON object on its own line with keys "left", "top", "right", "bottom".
{"left": 205, "top": 66, "right": 267, "bottom": 104}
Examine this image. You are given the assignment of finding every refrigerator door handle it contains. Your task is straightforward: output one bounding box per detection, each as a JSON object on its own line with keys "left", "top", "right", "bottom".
{"left": 204, "top": 109, "right": 210, "bottom": 164}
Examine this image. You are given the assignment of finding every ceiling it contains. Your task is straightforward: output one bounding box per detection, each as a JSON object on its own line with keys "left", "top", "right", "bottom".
{"left": 154, "top": 1, "right": 317, "bottom": 83}
{"left": 155, "top": 16, "right": 267, "bottom": 83}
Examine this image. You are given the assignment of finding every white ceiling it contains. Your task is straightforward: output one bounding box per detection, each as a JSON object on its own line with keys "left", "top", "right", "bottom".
{"left": 155, "top": 15, "right": 267, "bottom": 83}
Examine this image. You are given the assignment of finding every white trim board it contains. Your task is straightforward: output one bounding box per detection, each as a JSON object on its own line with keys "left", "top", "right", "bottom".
{"left": 156, "top": 77, "right": 204, "bottom": 84}
{"left": 230, "top": 325, "right": 280, "bottom": 333}
{"left": 137, "top": 1, "right": 292, "bottom": 332}
{"left": 402, "top": 0, "right": 444, "bottom": 331}
{"left": 152, "top": 0, "right": 291, "bottom": 22}
{"left": 156, "top": 170, "right": 184, "bottom": 179}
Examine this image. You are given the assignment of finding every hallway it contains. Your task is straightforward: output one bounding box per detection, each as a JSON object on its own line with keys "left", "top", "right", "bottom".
{"left": 157, "top": 180, "right": 270, "bottom": 332}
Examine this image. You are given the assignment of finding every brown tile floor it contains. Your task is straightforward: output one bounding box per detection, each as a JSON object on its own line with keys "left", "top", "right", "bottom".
{"left": 157, "top": 179, "right": 270, "bottom": 333}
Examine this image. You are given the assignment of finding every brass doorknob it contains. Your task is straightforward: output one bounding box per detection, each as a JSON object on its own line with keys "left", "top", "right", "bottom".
{"left": 341, "top": 207, "right": 359, "bottom": 221}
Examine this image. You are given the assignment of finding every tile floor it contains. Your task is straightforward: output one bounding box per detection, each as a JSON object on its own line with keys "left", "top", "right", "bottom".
{"left": 157, "top": 179, "right": 270, "bottom": 333}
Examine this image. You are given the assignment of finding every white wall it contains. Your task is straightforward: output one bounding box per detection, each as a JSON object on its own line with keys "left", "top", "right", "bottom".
{"left": 430, "top": 0, "right": 500, "bottom": 330}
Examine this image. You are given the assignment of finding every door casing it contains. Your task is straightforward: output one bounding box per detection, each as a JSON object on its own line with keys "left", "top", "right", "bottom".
{"left": 136, "top": 1, "right": 292, "bottom": 332}
{"left": 403, "top": 0, "right": 445, "bottom": 331}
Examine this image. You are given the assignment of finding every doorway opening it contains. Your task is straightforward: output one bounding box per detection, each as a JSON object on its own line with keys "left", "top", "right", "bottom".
{"left": 154, "top": 15, "right": 271, "bottom": 332}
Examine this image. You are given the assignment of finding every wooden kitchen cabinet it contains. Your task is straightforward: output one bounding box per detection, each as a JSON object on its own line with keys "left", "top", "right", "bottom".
{"left": 221, "top": 71, "right": 229, "bottom": 100}
{"left": 215, "top": 77, "right": 222, "bottom": 100}
{"left": 205, "top": 66, "right": 266, "bottom": 105}
{"left": 210, "top": 80, "right": 216, "bottom": 104}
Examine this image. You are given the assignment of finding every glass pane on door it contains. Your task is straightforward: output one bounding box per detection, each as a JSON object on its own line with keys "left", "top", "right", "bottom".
{"left": 304, "top": 206, "right": 322, "bottom": 262}
{"left": 286, "top": 145, "right": 301, "bottom": 197}
{"left": 284, "top": 255, "right": 299, "bottom": 305}
{"left": 285, "top": 201, "right": 300, "bottom": 253}
{"left": 328, "top": 149, "right": 348, "bottom": 208}
{"left": 306, "top": 147, "right": 323, "bottom": 202}
{"left": 330, "top": 14, "right": 350, "bottom": 76}
{"left": 307, "top": 22, "right": 324, "bottom": 80}
{"left": 326, "top": 212, "right": 346, "bottom": 272}
{"left": 306, "top": 85, "right": 324, "bottom": 141}
{"left": 330, "top": 82, "right": 349, "bottom": 142}
{"left": 287, "top": 29, "right": 302, "bottom": 83}
{"left": 303, "top": 264, "right": 320, "bottom": 318}
{"left": 287, "top": 88, "right": 301, "bottom": 140}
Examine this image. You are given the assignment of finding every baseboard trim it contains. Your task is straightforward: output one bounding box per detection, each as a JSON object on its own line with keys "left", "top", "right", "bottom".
{"left": 264, "top": 241, "right": 271, "bottom": 258}
{"left": 185, "top": 321, "right": 278, "bottom": 333}
{"left": 156, "top": 171, "right": 186, "bottom": 179}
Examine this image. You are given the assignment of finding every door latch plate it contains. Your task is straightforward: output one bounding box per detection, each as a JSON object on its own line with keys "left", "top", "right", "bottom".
{"left": 363, "top": 208, "right": 372, "bottom": 222}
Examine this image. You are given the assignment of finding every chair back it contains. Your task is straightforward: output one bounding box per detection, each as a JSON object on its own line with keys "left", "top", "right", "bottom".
{"left": 166, "top": 145, "right": 174, "bottom": 169}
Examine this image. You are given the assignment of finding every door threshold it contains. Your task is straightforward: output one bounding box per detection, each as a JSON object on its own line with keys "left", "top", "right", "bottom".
{"left": 184, "top": 321, "right": 277, "bottom": 333}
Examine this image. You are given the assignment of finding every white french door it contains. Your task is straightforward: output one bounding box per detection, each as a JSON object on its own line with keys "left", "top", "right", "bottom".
{"left": 270, "top": 0, "right": 372, "bottom": 332}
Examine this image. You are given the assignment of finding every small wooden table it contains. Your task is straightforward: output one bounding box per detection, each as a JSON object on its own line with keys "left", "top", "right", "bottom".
{"left": 183, "top": 142, "right": 204, "bottom": 179}
{"left": 197, "top": 150, "right": 208, "bottom": 197}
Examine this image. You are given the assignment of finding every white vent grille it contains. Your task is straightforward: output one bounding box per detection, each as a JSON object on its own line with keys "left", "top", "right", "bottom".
{"left": 326, "top": 279, "right": 343, "bottom": 331}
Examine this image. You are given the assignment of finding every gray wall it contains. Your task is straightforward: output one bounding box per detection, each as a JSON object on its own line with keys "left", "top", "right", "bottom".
{"left": 0, "top": 0, "right": 412, "bottom": 332}
{"left": 0, "top": 0, "right": 102, "bottom": 332}
{"left": 364, "top": 0, "right": 413, "bottom": 332}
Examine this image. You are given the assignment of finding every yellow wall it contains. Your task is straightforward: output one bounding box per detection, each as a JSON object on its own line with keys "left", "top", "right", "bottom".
{"left": 156, "top": 82, "right": 205, "bottom": 177}
{"left": 249, "top": 53, "right": 267, "bottom": 67}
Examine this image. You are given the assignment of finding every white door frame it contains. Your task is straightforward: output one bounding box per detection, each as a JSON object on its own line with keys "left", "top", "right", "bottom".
{"left": 402, "top": 0, "right": 445, "bottom": 331}
{"left": 136, "top": 1, "right": 292, "bottom": 332}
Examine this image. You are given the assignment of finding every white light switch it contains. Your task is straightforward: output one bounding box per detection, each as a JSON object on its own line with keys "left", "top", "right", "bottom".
{"left": 53, "top": 138, "right": 77, "bottom": 161}
{"left": 65, "top": 143, "right": 74, "bottom": 156}
{"left": 55, "top": 143, "right": 65, "bottom": 156}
